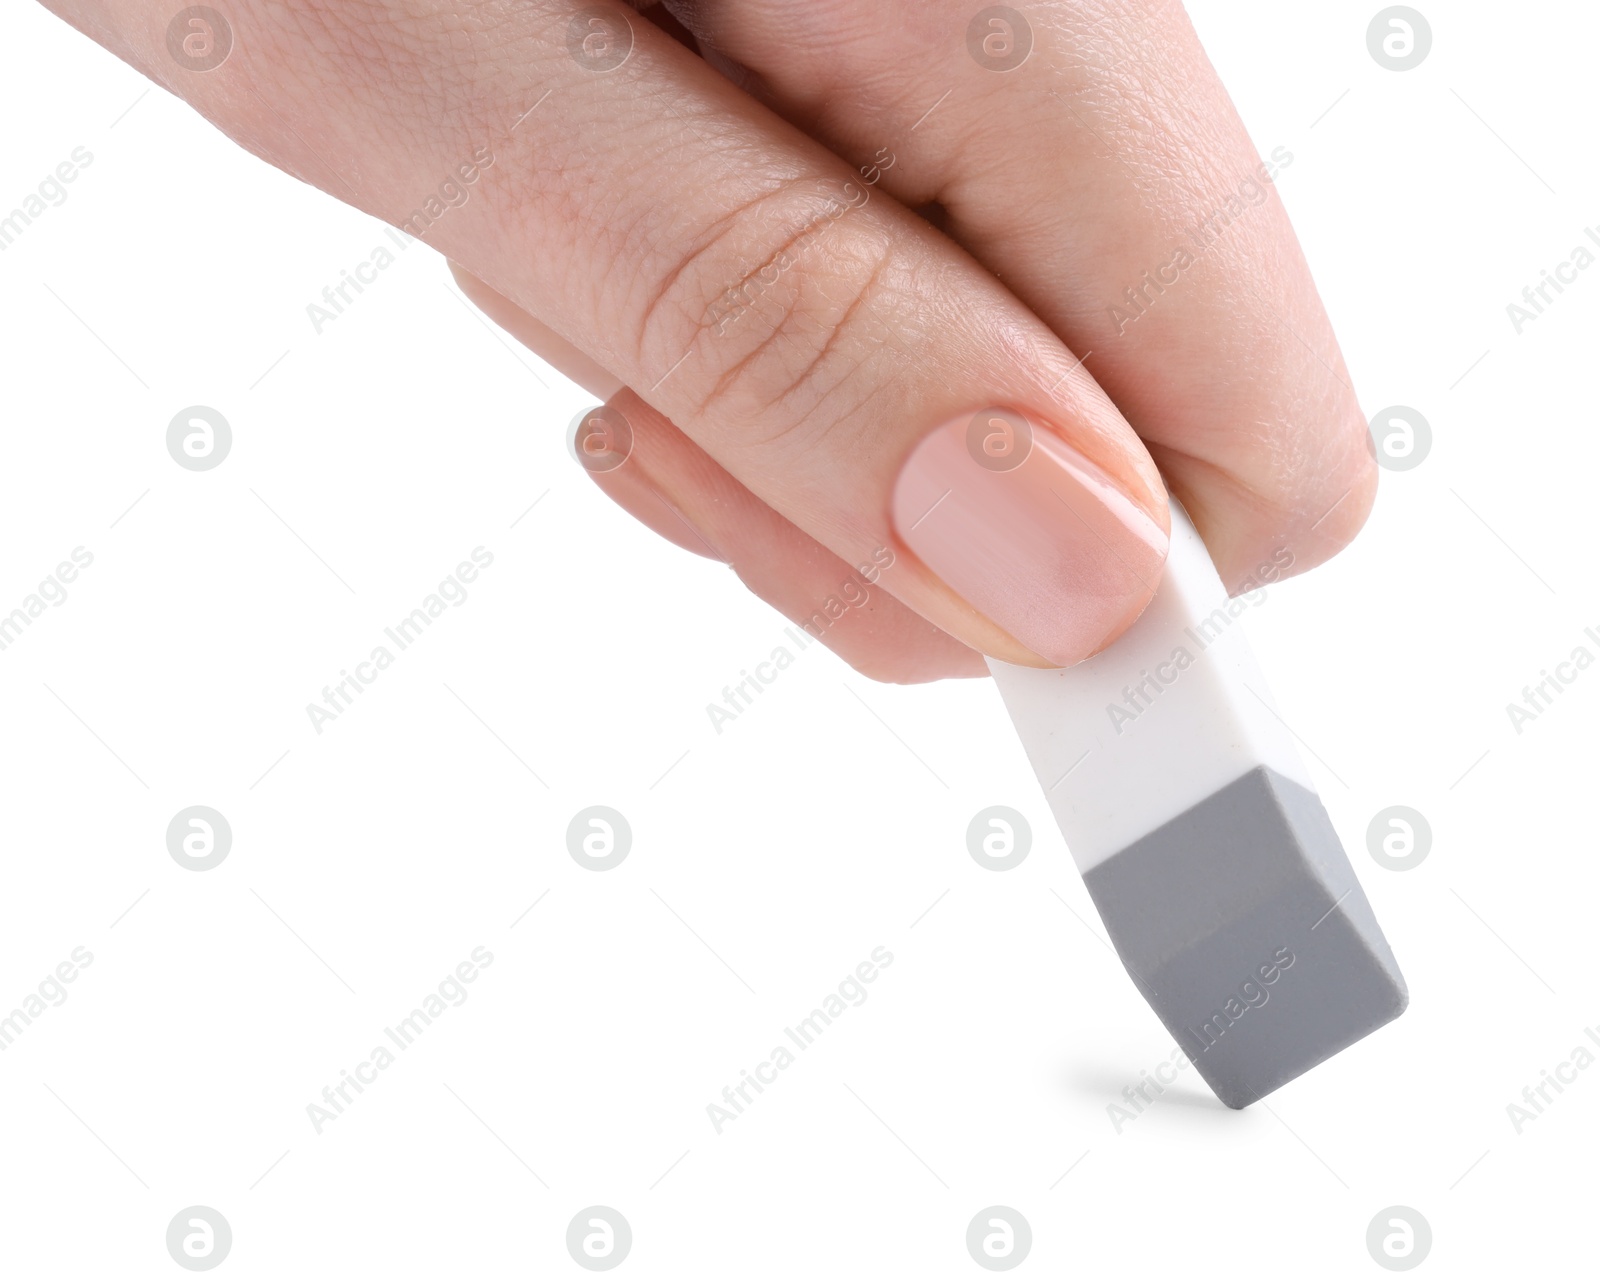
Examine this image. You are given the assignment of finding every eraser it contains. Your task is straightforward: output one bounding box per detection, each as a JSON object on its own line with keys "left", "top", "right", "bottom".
{"left": 988, "top": 505, "right": 1407, "bottom": 1107}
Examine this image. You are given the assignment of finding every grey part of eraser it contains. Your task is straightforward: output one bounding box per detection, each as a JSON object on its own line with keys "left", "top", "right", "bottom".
{"left": 1081, "top": 765, "right": 1408, "bottom": 1109}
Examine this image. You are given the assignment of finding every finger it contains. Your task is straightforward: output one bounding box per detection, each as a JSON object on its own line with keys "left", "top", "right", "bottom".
{"left": 450, "top": 260, "right": 982, "bottom": 679}
{"left": 449, "top": 256, "right": 988, "bottom": 679}
{"left": 582, "top": 392, "right": 987, "bottom": 681}
{"left": 450, "top": 260, "right": 713, "bottom": 562}
{"left": 449, "top": 261, "right": 623, "bottom": 400}
{"left": 664, "top": 0, "right": 1377, "bottom": 591}
{"left": 41, "top": 0, "right": 1171, "bottom": 666}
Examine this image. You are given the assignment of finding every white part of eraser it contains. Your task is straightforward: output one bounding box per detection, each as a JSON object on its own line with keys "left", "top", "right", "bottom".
{"left": 988, "top": 505, "right": 1312, "bottom": 874}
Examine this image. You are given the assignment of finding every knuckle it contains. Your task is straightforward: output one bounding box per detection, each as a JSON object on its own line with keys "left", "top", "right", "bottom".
{"left": 634, "top": 174, "right": 903, "bottom": 441}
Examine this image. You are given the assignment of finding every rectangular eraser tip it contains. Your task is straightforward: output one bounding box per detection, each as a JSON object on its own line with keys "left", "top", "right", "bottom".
{"left": 988, "top": 504, "right": 1406, "bottom": 1106}
{"left": 1083, "top": 765, "right": 1407, "bottom": 1107}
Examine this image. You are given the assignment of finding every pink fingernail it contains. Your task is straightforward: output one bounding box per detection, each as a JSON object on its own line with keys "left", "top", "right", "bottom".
{"left": 890, "top": 408, "right": 1168, "bottom": 666}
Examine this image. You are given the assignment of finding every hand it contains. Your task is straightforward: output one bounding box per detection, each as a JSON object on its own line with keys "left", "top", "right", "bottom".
{"left": 40, "top": 0, "right": 1375, "bottom": 680}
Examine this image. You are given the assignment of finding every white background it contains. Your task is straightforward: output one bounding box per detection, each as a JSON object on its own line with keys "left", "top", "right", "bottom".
{"left": 1, "top": 0, "right": 1595, "bottom": 1272}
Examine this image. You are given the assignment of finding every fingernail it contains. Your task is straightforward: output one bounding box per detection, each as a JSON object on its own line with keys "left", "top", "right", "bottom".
{"left": 890, "top": 408, "right": 1168, "bottom": 666}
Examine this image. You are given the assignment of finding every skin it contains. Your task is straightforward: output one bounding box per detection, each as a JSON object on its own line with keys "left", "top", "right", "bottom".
{"left": 37, "top": 0, "right": 1377, "bottom": 681}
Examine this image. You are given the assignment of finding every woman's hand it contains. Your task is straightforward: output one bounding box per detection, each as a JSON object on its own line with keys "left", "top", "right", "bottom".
{"left": 40, "top": 0, "right": 1375, "bottom": 680}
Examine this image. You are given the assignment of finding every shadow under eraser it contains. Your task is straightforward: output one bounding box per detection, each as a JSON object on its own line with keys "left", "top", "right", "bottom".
{"left": 988, "top": 504, "right": 1407, "bottom": 1108}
